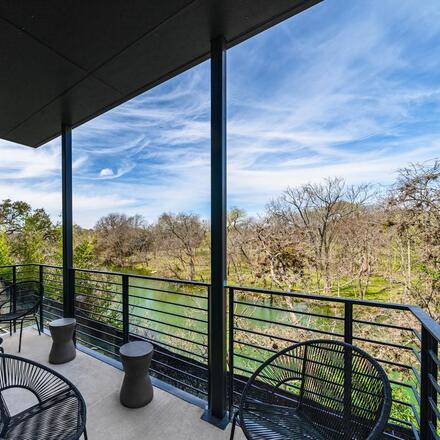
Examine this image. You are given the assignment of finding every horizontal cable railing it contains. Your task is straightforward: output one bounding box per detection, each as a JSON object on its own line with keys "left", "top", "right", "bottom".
{"left": 73, "top": 268, "right": 124, "bottom": 361}
{"left": 40, "top": 265, "right": 64, "bottom": 326}
{"left": 0, "top": 263, "right": 438, "bottom": 439}
{"left": 0, "top": 263, "right": 210, "bottom": 399}
{"left": 73, "top": 267, "right": 209, "bottom": 399}
{"left": 227, "top": 285, "right": 439, "bottom": 440}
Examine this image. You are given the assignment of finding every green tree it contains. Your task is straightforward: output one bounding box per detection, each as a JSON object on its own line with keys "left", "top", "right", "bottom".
{"left": 74, "top": 236, "right": 97, "bottom": 268}
{"left": 0, "top": 229, "right": 11, "bottom": 266}
{"left": 17, "top": 224, "right": 46, "bottom": 264}
{"left": 0, "top": 198, "right": 59, "bottom": 265}
{"left": 0, "top": 199, "right": 31, "bottom": 234}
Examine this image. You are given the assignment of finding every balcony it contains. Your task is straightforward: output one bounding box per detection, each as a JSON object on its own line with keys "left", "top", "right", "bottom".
{"left": 1, "top": 1, "right": 439, "bottom": 439}
{"left": 1, "top": 327, "right": 243, "bottom": 440}
{"left": 0, "top": 263, "right": 438, "bottom": 440}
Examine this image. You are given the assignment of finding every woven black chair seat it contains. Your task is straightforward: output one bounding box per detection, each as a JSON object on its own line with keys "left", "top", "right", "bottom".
{"left": 0, "top": 310, "right": 31, "bottom": 322}
{"left": 4, "top": 391, "right": 82, "bottom": 439}
{"left": 0, "top": 354, "right": 87, "bottom": 440}
{"left": 231, "top": 340, "right": 392, "bottom": 440}
{"left": 240, "top": 402, "right": 328, "bottom": 440}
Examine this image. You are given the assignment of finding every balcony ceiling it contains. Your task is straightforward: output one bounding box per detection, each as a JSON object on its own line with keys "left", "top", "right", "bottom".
{"left": 0, "top": 0, "right": 319, "bottom": 148}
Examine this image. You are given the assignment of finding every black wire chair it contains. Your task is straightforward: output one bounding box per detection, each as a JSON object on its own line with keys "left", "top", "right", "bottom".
{"left": 231, "top": 339, "right": 392, "bottom": 440}
{"left": 0, "top": 281, "right": 42, "bottom": 352}
{"left": 0, "top": 353, "right": 87, "bottom": 439}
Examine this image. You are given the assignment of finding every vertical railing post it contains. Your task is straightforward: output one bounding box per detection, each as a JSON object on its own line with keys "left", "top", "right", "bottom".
{"left": 228, "top": 287, "right": 234, "bottom": 416}
{"left": 39, "top": 265, "right": 44, "bottom": 331}
{"left": 343, "top": 302, "right": 353, "bottom": 433}
{"left": 206, "top": 34, "right": 228, "bottom": 426}
{"left": 344, "top": 302, "right": 353, "bottom": 345}
{"left": 122, "top": 274, "right": 129, "bottom": 344}
{"left": 12, "top": 265, "right": 16, "bottom": 308}
{"left": 71, "top": 267, "right": 76, "bottom": 313}
{"left": 62, "top": 124, "right": 74, "bottom": 318}
{"left": 12, "top": 265, "right": 17, "bottom": 332}
{"left": 420, "top": 326, "right": 438, "bottom": 439}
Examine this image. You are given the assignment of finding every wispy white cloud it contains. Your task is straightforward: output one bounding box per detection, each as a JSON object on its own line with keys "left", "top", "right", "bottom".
{"left": 225, "top": 0, "right": 440, "bottom": 213}
{"left": 99, "top": 168, "right": 114, "bottom": 177}
{"left": 1, "top": 0, "right": 440, "bottom": 227}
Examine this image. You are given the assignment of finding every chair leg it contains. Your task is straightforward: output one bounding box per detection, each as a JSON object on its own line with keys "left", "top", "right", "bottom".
{"left": 230, "top": 411, "right": 239, "bottom": 440}
{"left": 18, "top": 318, "right": 24, "bottom": 353}
{"left": 9, "top": 321, "right": 12, "bottom": 336}
{"left": 83, "top": 427, "right": 88, "bottom": 440}
{"left": 35, "top": 315, "right": 41, "bottom": 335}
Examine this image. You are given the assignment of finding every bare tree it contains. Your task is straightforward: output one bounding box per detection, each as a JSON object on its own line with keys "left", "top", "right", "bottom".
{"left": 387, "top": 160, "right": 440, "bottom": 319}
{"left": 156, "top": 213, "right": 207, "bottom": 280}
{"left": 337, "top": 206, "right": 384, "bottom": 299}
{"left": 227, "top": 208, "right": 255, "bottom": 285}
{"left": 95, "top": 213, "right": 151, "bottom": 267}
{"left": 269, "top": 177, "right": 371, "bottom": 294}
{"left": 254, "top": 213, "right": 308, "bottom": 291}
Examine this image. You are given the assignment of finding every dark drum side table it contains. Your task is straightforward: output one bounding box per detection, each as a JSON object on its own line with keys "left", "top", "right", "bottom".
{"left": 48, "top": 318, "right": 76, "bottom": 364}
{"left": 119, "top": 341, "right": 154, "bottom": 408}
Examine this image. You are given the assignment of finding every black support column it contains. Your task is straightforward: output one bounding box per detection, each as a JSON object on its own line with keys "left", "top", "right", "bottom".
{"left": 62, "top": 125, "right": 74, "bottom": 318}
{"left": 205, "top": 35, "right": 228, "bottom": 426}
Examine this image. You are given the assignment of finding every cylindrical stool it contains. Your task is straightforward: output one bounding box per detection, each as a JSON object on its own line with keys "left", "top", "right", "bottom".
{"left": 119, "top": 341, "right": 154, "bottom": 408}
{"left": 49, "top": 318, "right": 76, "bottom": 364}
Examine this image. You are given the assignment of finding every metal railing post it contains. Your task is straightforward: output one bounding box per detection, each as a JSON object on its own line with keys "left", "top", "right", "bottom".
{"left": 39, "top": 264, "right": 44, "bottom": 330}
{"left": 12, "top": 265, "right": 17, "bottom": 332}
{"left": 420, "top": 326, "right": 438, "bottom": 439}
{"left": 344, "top": 302, "right": 353, "bottom": 345}
{"left": 228, "top": 287, "right": 234, "bottom": 416}
{"left": 72, "top": 268, "right": 76, "bottom": 316}
{"left": 343, "top": 302, "right": 353, "bottom": 432}
{"left": 122, "top": 274, "right": 129, "bottom": 344}
{"left": 12, "top": 264, "right": 16, "bottom": 296}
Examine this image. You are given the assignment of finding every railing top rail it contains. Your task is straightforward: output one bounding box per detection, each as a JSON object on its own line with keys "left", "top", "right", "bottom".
{"left": 35, "top": 263, "right": 63, "bottom": 269}
{"left": 0, "top": 263, "right": 37, "bottom": 268}
{"left": 0, "top": 263, "right": 62, "bottom": 270}
{"left": 408, "top": 306, "right": 440, "bottom": 342}
{"left": 73, "top": 267, "right": 210, "bottom": 287}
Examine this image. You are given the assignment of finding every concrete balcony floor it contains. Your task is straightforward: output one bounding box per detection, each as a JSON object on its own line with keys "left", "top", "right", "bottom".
{"left": 1, "top": 328, "right": 244, "bottom": 440}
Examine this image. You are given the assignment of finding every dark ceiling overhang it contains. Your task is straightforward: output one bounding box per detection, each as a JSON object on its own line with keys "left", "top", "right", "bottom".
{"left": 0, "top": 0, "right": 320, "bottom": 148}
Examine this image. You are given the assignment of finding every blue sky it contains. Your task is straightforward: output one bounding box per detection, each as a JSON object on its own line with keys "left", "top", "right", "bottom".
{"left": 1, "top": 0, "right": 440, "bottom": 227}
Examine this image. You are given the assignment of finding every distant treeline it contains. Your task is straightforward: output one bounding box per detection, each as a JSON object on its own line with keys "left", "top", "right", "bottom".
{"left": 0, "top": 159, "right": 439, "bottom": 319}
